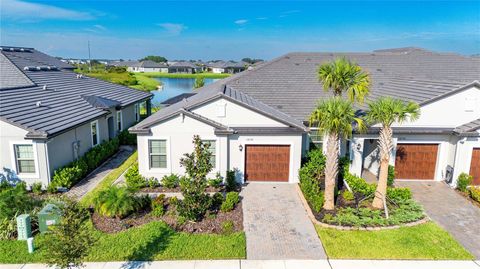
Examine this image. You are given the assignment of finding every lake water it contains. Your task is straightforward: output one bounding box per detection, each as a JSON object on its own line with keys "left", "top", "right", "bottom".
{"left": 151, "top": 77, "right": 220, "bottom": 104}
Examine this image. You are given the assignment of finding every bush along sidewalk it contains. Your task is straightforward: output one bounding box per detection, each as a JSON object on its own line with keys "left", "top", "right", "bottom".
{"left": 50, "top": 138, "right": 120, "bottom": 190}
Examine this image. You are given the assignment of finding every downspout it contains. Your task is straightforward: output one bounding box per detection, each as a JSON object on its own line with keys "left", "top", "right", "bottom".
{"left": 44, "top": 139, "right": 52, "bottom": 184}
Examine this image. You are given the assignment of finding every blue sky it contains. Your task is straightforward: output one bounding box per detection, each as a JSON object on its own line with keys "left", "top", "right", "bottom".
{"left": 1, "top": 0, "right": 479, "bottom": 60}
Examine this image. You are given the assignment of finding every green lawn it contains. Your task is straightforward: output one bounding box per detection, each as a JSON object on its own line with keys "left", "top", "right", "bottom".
{"left": 141, "top": 72, "right": 230, "bottom": 79}
{"left": 0, "top": 221, "right": 246, "bottom": 263}
{"left": 131, "top": 73, "right": 161, "bottom": 91}
{"left": 316, "top": 222, "right": 473, "bottom": 260}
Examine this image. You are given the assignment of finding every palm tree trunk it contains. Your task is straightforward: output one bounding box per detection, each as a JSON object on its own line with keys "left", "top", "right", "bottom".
{"left": 372, "top": 125, "right": 393, "bottom": 209}
{"left": 324, "top": 132, "right": 339, "bottom": 210}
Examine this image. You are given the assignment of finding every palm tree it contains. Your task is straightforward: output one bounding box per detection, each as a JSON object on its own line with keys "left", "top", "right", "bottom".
{"left": 365, "top": 97, "right": 420, "bottom": 209}
{"left": 310, "top": 97, "right": 366, "bottom": 210}
{"left": 318, "top": 57, "right": 370, "bottom": 103}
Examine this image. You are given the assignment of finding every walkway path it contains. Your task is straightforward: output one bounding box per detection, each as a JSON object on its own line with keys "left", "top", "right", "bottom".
{"left": 241, "top": 183, "right": 326, "bottom": 260}
{"left": 397, "top": 181, "right": 480, "bottom": 259}
{"left": 66, "top": 146, "right": 135, "bottom": 200}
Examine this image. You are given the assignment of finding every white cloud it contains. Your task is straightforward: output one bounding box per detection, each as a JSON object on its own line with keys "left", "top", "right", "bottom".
{"left": 256, "top": 17, "right": 268, "bottom": 20}
{"left": 156, "top": 23, "right": 186, "bottom": 35}
{"left": 1, "top": 0, "right": 95, "bottom": 21}
{"left": 234, "top": 19, "right": 248, "bottom": 25}
{"left": 93, "top": 24, "right": 106, "bottom": 31}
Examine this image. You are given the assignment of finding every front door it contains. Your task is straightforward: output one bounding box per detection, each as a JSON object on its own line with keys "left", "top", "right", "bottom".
{"left": 107, "top": 116, "right": 115, "bottom": 139}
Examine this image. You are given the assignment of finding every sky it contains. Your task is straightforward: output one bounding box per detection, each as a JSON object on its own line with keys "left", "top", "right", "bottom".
{"left": 1, "top": 0, "right": 479, "bottom": 60}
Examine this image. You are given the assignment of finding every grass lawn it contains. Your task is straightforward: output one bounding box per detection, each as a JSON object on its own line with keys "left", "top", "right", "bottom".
{"left": 80, "top": 151, "right": 138, "bottom": 207}
{"left": 141, "top": 72, "right": 230, "bottom": 79}
{"left": 0, "top": 221, "right": 246, "bottom": 263}
{"left": 131, "top": 73, "right": 161, "bottom": 91}
{"left": 316, "top": 222, "right": 473, "bottom": 260}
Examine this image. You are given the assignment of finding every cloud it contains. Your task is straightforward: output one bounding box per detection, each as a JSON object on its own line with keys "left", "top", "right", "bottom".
{"left": 234, "top": 19, "right": 248, "bottom": 25}
{"left": 156, "top": 23, "right": 186, "bottom": 35}
{"left": 1, "top": 0, "right": 95, "bottom": 21}
{"left": 279, "top": 10, "right": 300, "bottom": 18}
{"left": 256, "top": 17, "right": 268, "bottom": 20}
{"left": 84, "top": 24, "right": 107, "bottom": 33}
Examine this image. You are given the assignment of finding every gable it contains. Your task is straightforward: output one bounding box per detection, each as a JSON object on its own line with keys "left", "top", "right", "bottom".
{"left": 150, "top": 113, "right": 216, "bottom": 135}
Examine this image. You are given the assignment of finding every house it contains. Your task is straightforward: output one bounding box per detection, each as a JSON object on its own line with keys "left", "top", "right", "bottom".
{"left": 208, "top": 61, "right": 247, "bottom": 74}
{"left": 130, "top": 47, "right": 480, "bottom": 186}
{"left": 112, "top": 60, "right": 168, "bottom": 73}
{"left": 0, "top": 46, "right": 153, "bottom": 187}
{"left": 168, "top": 61, "right": 197, "bottom": 74}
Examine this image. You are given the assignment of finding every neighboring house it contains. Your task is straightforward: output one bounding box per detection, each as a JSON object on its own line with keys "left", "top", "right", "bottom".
{"left": 208, "top": 61, "right": 247, "bottom": 74}
{"left": 130, "top": 47, "right": 480, "bottom": 186}
{"left": 0, "top": 46, "right": 153, "bottom": 187}
{"left": 168, "top": 61, "right": 197, "bottom": 73}
{"left": 112, "top": 60, "right": 168, "bottom": 73}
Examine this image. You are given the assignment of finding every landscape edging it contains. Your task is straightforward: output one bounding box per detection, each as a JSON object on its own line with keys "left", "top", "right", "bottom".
{"left": 294, "top": 183, "right": 430, "bottom": 231}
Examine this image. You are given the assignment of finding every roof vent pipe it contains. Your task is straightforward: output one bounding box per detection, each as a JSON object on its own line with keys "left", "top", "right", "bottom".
{"left": 36, "top": 101, "right": 42, "bottom": 107}
{"left": 43, "top": 85, "right": 47, "bottom": 90}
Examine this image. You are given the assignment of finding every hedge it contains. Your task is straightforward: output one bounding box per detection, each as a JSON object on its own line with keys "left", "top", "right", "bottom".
{"left": 51, "top": 138, "right": 120, "bottom": 188}
{"left": 298, "top": 149, "right": 326, "bottom": 212}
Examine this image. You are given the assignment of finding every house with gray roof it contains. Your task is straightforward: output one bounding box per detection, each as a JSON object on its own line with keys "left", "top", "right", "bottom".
{"left": 0, "top": 46, "right": 152, "bottom": 187}
{"left": 208, "top": 61, "right": 247, "bottom": 74}
{"left": 168, "top": 61, "right": 198, "bottom": 74}
{"left": 130, "top": 47, "right": 480, "bottom": 187}
{"left": 111, "top": 60, "right": 168, "bottom": 73}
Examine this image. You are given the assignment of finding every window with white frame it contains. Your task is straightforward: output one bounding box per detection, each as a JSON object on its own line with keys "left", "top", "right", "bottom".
{"left": 202, "top": 140, "right": 216, "bottom": 168}
{"left": 134, "top": 103, "right": 140, "bottom": 122}
{"left": 309, "top": 129, "right": 323, "bottom": 149}
{"left": 14, "top": 144, "right": 35, "bottom": 174}
{"left": 116, "top": 111, "right": 123, "bottom": 131}
{"left": 90, "top": 120, "right": 99, "bottom": 146}
{"left": 149, "top": 140, "right": 167, "bottom": 168}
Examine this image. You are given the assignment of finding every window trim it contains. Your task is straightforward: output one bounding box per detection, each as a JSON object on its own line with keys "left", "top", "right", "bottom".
{"left": 146, "top": 137, "right": 171, "bottom": 172}
{"left": 201, "top": 139, "right": 218, "bottom": 170}
{"left": 9, "top": 141, "right": 40, "bottom": 179}
{"left": 90, "top": 120, "right": 100, "bottom": 147}
{"left": 116, "top": 110, "right": 123, "bottom": 131}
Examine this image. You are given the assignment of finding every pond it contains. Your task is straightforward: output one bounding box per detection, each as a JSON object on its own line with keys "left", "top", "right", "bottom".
{"left": 151, "top": 77, "right": 220, "bottom": 105}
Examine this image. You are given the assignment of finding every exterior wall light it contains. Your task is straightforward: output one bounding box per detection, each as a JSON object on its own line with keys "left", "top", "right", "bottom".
{"left": 239, "top": 144, "right": 243, "bottom": 151}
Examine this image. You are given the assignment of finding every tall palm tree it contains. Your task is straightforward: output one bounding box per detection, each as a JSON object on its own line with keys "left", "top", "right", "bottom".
{"left": 310, "top": 97, "right": 366, "bottom": 210}
{"left": 318, "top": 57, "right": 370, "bottom": 103}
{"left": 365, "top": 97, "right": 420, "bottom": 209}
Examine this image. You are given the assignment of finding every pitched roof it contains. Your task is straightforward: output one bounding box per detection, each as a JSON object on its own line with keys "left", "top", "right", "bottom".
{"left": 0, "top": 46, "right": 152, "bottom": 139}
{"left": 169, "top": 61, "right": 197, "bottom": 68}
{"left": 82, "top": 95, "right": 122, "bottom": 109}
{"left": 454, "top": 118, "right": 480, "bottom": 135}
{"left": 137, "top": 60, "right": 167, "bottom": 68}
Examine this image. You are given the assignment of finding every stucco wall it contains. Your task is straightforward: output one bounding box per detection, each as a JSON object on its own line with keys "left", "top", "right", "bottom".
{"left": 452, "top": 134, "right": 480, "bottom": 186}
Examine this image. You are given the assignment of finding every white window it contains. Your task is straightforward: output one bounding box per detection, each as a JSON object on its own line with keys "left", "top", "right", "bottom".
{"left": 134, "top": 103, "right": 140, "bottom": 122}
{"left": 90, "top": 120, "right": 99, "bottom": 146}
{"left": 149, "top": 140, "right": 167, "bottom": 168}
{"left": 309, "top": 129, "right": 323, "bottom": 149}
{"left": 14, "top": 144, "right": 35, "bottom": 174}
{"left": 116, "top": 111, "right": 123, "bottom": 131}
{"left": 202, "top": 140, "right": 216, "bottom": 168}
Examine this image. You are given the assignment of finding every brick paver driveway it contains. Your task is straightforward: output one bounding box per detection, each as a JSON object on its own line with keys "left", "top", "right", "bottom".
{"left": 241, "top": 183, "right": 327, "bottom": 260}
{"left": 397, "top": 181, "right": 480, "bottom": 259}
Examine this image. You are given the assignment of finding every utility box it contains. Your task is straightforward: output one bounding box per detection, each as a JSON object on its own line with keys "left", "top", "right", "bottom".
{"left": 38, "top": 204, "right": 62, "bottom": 233}
{"left": 16, "top": 214, "right": 32, "bottom": 240}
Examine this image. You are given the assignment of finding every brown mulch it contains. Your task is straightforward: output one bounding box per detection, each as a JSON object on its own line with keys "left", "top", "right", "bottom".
{"left": 139, "top": 186, "right": 224, "bottom": 193}
{"left": 455, "top": 189, "right": 480, "bottom": 208}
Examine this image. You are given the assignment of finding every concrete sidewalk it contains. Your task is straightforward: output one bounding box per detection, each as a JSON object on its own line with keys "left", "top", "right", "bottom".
{"left": 2, "top": 260, "right": 479, "bottom": 269}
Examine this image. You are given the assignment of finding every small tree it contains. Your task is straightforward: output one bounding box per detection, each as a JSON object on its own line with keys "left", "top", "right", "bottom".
{"left": 194, "top": 77, "right": 205, "bottom": 89}
{"left": 44, "top": 198, "right": 96, "bottom": 269}
{"left": 177, "top": 135, "right": 213, "bottom": 221}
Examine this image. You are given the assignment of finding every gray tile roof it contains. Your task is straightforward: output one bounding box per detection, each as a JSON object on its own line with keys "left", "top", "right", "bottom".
{"left": 169, "top": 61, "right": 197, "bottom": 68}
{"left": 454, "top": 118, "right": 480, "bottom": 135}
{"left": 82, "top": 95, "right": 122, "bottom": 109}
{"left": 0, "top": 53, "right": 35, "bottom": 89}
{"left": 0, "top": 47, "right": 152, "bottom": 139}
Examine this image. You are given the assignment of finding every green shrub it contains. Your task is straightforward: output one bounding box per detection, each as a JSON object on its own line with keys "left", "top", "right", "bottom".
{"left": 208, "top": 173, "right": 223, "bottom": 188}
{"left": 221, "top": 220, "right": 235, "bottom": 235}
{"left": 146, "top": 177, "right": 160, "bottom": 188}
{"left": 93, "top": 186, "right": 142, "bottom": 219}
{"left": 469, "top": 186, "right": 480, "bottom": 203}
{"left": 211, "top": 192, "right": 224, "bottom": 208}
{"left": 225, "top": 170, "right": 237, "bottom": 191}
{"left": 387, "top": 187, "right": 412, "bottom": 202}
{"left": 220, "top": 192, "right": 240, "bottom": 212}
{"left": 0, "top": 215, "right": 17, "bottom": 240}
{"left": 47, "top": 183, "right": 58, "bottom": 194}
{"left": 151, "top": 194, "right": 166, "bottom": 217}
{"left": 162, "top": 174, "right": 180, "bottom": 189}
{"left": 125, "top": 163, "right": 146, "bottom": 190}
{"left": 31, "top": 182, "right": 43, "bottom": 194}
{"left": 118, "top": 130, "right": 137, "bottom": 145}
{"left": 457, "top": 173, "right": 473, "bottom": 192}
{"left": 299, "top": 149, "right": 326, "bottom": 212}
{"left": 387, "top": 165, "right": 395, "bottom": 187}
{"left": 342, "top": 190, "right": 354, "bottom": 201}
{"left": 0, "top": 183, "right": 37, "bottom": 220}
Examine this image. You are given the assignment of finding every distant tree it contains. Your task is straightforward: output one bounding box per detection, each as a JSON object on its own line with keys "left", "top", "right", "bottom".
{"left": 44, "top": 198, "right": 96, "bottom": 269}
{"left": 242, "top": 57, "right": 263, "bottom": 64}
{"left": 194, "top": 77, "right": 205, "bottom": 89}
{"left": 139, "top": 55, "right": 167, "bottom": 63}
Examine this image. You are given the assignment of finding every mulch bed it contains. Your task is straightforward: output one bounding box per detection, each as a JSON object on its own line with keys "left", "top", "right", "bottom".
{"left": 91, "top": 201, "right": 243, "bottom": 234}
{"left": 139, "top": 186, "right": 224, "bottom": 193}
{"left": 455, "top": 190, "right": 480, "bottom": 208}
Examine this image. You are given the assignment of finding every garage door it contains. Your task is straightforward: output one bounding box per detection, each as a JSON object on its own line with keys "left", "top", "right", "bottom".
{"left": 245, "top": 145, "right": 290, "bottom": 182}
{"left": 395, "top": 144, "right": 438, "bottom": 180}
{"left": 470, "top": 148, "right": 480, "bottom": 185}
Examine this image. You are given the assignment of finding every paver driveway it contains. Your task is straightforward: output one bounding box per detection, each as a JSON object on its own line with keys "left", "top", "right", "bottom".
{"left": 397, "top": 181, "right": 480, "bottom": 259}
{"left": 241, "top": 183, "right": 327, "bottom": 260}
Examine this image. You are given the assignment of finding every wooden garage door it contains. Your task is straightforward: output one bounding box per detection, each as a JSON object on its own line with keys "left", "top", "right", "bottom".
{"left": 245, "top": 145, "right": 290, "bottom": 182}
{"left": 470, "top": 148, "right": 480, "bottom": 185}
{"left": 395, "top": 144, "right": 438, "bottom": 180}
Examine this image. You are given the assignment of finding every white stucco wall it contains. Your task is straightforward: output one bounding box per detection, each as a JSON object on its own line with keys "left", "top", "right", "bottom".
{"left": 452, "top": 133, "right": 480, "bottom": 186}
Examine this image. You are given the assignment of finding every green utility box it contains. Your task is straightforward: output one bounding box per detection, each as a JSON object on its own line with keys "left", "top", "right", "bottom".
{"left": 16, "top": 214, "right": 32, "bottom": 240}
{"left": 38, "top": 203, "right": 62, "bottom": 233}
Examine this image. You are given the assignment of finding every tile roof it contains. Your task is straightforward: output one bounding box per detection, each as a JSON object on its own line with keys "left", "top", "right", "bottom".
{"left": 454, "top": 118, "right": 480, "bottom": 135}
{"left": 169, "top": 61, "right": 197, "bottom": 68}
{"left": 0, "top": 47, "right": 152, "bottom": 139}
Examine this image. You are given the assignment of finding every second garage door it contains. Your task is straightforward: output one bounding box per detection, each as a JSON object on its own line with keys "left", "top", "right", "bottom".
{"left": 470, "top": 148, "right": 480, "bottom": 185}
{"left": 245, "top": 145, "right": 290, "bottom": 182}
{"left": 395, "top": 144, "right": 438, "bottom": 180}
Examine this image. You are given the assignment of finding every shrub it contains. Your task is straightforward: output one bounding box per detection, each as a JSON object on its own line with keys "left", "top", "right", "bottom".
{"left": 93, "top": 186, "right": 142, "bottom": 219}
{"left": 0, "top": 215, "right": 18, "bottom": 240}
{"left": 31, "top": 182, "right": 43, "bottom": 194}
{"left": 208, "top": 172, "right": 223, "bottom": 188}
{"left": 220, "top": 192, "right": 240, "bottom": 212}
{"left": 457, "top": 173, "right": 473, "bottom": 193}
{"left": 47, "top": 183, "right": 58, "bottom": 194}
{"left": 469, "top": 186, "right": 480, "bottom": 203}
{"left": 162, "top": 174, "right": 180, "bottom": 189}
{"left": 299, "top": 149, "right": 326, "bottom": 212}
{"left": 125, "top": 163, "right": 147, "bottom": 190}
{"left": 387, "top": 187, "right": 412, "bottom": 202}
{"left": 221, "top": 220, "right": 235, "bottom": 235}
{"left": 342, "top": 190, "right": 354, "bottom": 201}
{"left": 211, "top": 192, "right": 224, "bottom": 208}
{"left": 151, "top": 194, "right": 166, "bottom": 217}
{"left": 0, "top": 183, "right": 37, "bottom": 220}
{"left": 118, "top": 130, "right": 137, "bottom": 145}
{"left": 387, "top": 165, "right": 395, "bottom": 187}
{"left": 225, "top": 170, "right": 237, "bottom": 191}
{"left": 146, "top": 177, "right": 160, "bottom": 188}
